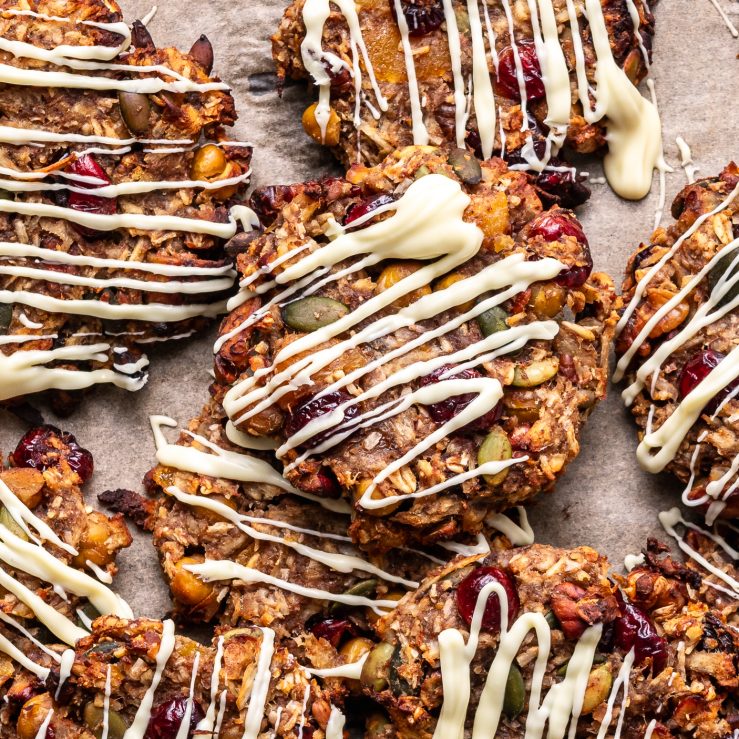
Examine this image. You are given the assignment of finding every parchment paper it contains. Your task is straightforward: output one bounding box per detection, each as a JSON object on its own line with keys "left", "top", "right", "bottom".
{"left": 0, "top": 0, "right": 736, "bottom": 620}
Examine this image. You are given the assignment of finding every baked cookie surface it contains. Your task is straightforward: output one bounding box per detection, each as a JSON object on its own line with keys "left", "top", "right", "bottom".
{"left": 216, "top": 146, "right": 617, "bottom": 552}
{"left": 615, "top": 164, "right": 739, "bottom": 522}
{"left": 0, "top": 0, "right": 252, "bottom": 412}
{"left": 273, "top": 0, "right": 658, "bottom": 200}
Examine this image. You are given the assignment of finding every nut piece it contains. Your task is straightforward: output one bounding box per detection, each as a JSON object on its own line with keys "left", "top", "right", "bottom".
{"left": 0, "top": 467, "right": 44, "bottom": 508}
{"left": 118, "top": 92, "right": 151, "bottom": 136}
{"left": 170, "top": 555, "right": 215, "bottom": 606}
{"left": 17, "top": 693, "right": 53, "bottom": 739}
{"left": 376, "top": 261, "right": 432, "bottom": 308}
{"left": 191, "top": 144, "right": 228, "bottom": 181}
{"left": 302, "top": 103, "right": 341, "bottom": 147}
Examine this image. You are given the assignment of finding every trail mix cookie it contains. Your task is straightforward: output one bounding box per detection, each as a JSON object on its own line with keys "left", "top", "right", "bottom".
{"left": 111, "top": 396, "right": 449, "bottom": 655}
{"left": 273, "top": 0, "right": 659, "bottom": 200}
{"left": 215, "top": 146, "right": 618, "bottom": 552}
{"left": 0, "top": 0, "right": 252, "bottom": 413}
{"left": 0, "top": 424, "right": 134, "bottom": 735}
{"left": 356, "top": 536, "right": 738, "bottom": 738}
{"left": 615, "top": 164, "right": 739, "bottom": 522}
{"left": 1, "top": 615, "right": 339, "bottom": 739}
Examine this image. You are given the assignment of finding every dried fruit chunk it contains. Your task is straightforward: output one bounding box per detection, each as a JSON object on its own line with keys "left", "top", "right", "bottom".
{"left": 144, "top": 697, "right": 204, "bottom": 739}
{"left": 391, "top": 0, "right": 445, "bottom": 36}
{"left": 11, "top": 425, "right": 94, "bottom": 482}
{"left": 284, "top": 391, "right": 359, "bottom": 449}
{"left": 496, "top": 41, "right": 545, "bottom": 101}
{"left": 455, "top": 566, "right": 520, "bottom": 633}
{"left": 282, "top": 296, "right": 349, "bottom": 332}
{"left": 679, "top": 349, "right": 738, "bottom": 414}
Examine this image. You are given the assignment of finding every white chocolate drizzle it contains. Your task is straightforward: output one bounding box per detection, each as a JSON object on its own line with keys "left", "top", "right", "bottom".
{"left": 242, "top": 628, "right": 275, "bottom": 739}
{"left": 185, "top": 559, "right": 401, "bottom": 615}
{"left": 431, "top": 572, "right": 605, "bottom": 738}
{"left": 122, "top": 619, "right": 176, "bottom": 739}
{"left": 658, "top": 508, "right": 739, "bottom": 598}
{"left": 197, "top": 636, "right": 224, "bottom": 734}
{"left": 101, "top": 664, "right": 113, "bottom": 739}
{"left": 221, "top": 175, "right": 562, "bottom": 512}
{"left": 325, "top": 706, "right": 346, "bottom": 739}
{"left": 708, "top": 0, "right": 739, "bottom": 36}
{"left": 174, "top": 651, "right": 200, "bottom": 739}
{"left": 675, "top": 137, "right": 699, "bottom": 184}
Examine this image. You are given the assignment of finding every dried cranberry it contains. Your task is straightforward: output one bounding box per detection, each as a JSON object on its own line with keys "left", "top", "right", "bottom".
{"left": 284, "top": 391, "right": 359, "bottom": 449}
{"left": 65, "top": 155, "right": 116, "bottom": 237}
{"left": 315, "top": 467, "right": 341, "bottom": 497}
{"left": 456, "top": 566, "right": 519, "bottom": 633}
{"left": 496, "top": 41, "right": 545, "bottom": 101}
{"left": 679, "top": 350, "right": 739, "bottom": 414}
{"left": 11, "top": 425, "right": 94, "bottom": 482}
{"left": 307, "top": 616, "right": 357, "bottom": 647}
{"left": 390, "top": 0, "right": 445, "bottom": 36}
{"left": 529, "top": 212, "right": 592, "bottom": 288}
{"left": 343, "top": 194, "right": 396, "bottom": 226}
{"left": 419, "top": 365, "right": 501, "bottom": 430}
{"left": 324, "top": 60, "right": 352, "bottom": 90}
{"left": 535, "top": 166, "right": 591, "bottom": 209}
{"left": 614, "top": 592, "right": 667, "bottom": 674}
{"left": 144, "top": 697, "right": 204, "bottom": 739}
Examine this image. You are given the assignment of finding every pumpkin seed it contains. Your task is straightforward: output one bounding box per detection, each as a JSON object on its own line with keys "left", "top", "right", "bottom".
{"left": 360, "top": 642, "right": 394, "bottom": 692}
{"left": 83, "top": 703, "right": 128, "bottom": 739}
{"left": 118, "top": 92, "right": 151, "bottom": 136}
{"left": 448, "top": 147, "right": 482, "bottom": 185}
{"left": 282, "top": 296, "right": 349, "bottom": 332}
{"left": 708, "top": 250, "right": 739, "bottom": 308}
{"left": 330, "top": 579, "right": 377, "bottom": 614}
{"left": 512, "top": 357, "right": 559, "bottom": 387}
{"left": 581, "top": 664, "right": 613, "bottom": 714}
{"left": 544, "top": 610, "right": 559, "bottom": 630}
{"left": 477, "top": 428, "right": 512, "bottom": 486}
{"left": 0, "top": 304, "right": 12, "bottom": 334}
{"left": 503, "top": 663, "right": 525, "bottom": 718}
{"left": 477, "top": 305, "right": 508, "bottom": 337}
{"left": 0, "top": 506, "right": 27, "bottom": 541}
{"left": 414, "top": 165, "right": 431, "bottom": 180}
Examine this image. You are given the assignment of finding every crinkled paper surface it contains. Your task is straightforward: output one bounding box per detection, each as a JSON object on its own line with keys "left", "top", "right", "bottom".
{"left": 0, "top": 0, "right": 737, "bottom": 619}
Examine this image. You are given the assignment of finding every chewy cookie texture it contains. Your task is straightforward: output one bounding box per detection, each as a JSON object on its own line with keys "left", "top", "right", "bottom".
{"left": 0, "top": 0, "right": 252, "bottom": 413}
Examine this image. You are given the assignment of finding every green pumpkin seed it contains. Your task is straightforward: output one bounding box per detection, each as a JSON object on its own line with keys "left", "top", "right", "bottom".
{"left": 0, "top": 506, "right": 27, "bottom": 541}
{"left": 708, "top": 250, "right": 739, "bottom": 308}
{"left": 330, "top": 579, "right": 377, "bottom": 614}
{"left": 0, "top": 304, "right": 12, "bottom": 335}
{"left": 118, "top": 92, "right": 151, "bottom": 136}
{"left": 83, "top": 702, "right": 128, "bottom": 739}
{"left": 360, "top": 642, "right": 394, "bottom": 692}
{"left": 544, "top": 610, "right": 559, "bottom": 630}
{"left": 448, "top": 148, "right": 482, "bottom": 185}
{"left": 282, "top": 296, "right": 349, "bottom": 332}
{"left": 581, "top": 664, "right": 613, "bottom": 714}
{"left": 414, "top": 165, "right": 431, "bottom": 180}
{"left": 0, "top": 190, "right": 12, "bottom": 200}
{"left": 222, "top": 626, "right": 262, "bottom": 640}
{"left": 477, "top": 428, "right": 512, "bottom": 486}
{"left": 503, "top": 663, "right": 525, "bottom": 718}
{"left": 512, "top": 357, "right": 559, "bottom": 387}
{"left": 477, "top": 305, "right": 508, "bottom": 337}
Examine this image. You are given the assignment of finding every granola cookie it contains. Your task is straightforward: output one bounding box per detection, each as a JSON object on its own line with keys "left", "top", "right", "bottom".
{"left": 615, "top": 164, "right": 739, "bottom": 522}
{"left": 273, "top": 0, "right": 658, "bottom": 200}
{"left": 216, "top": 146, "right": 618, "bottom": 552}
